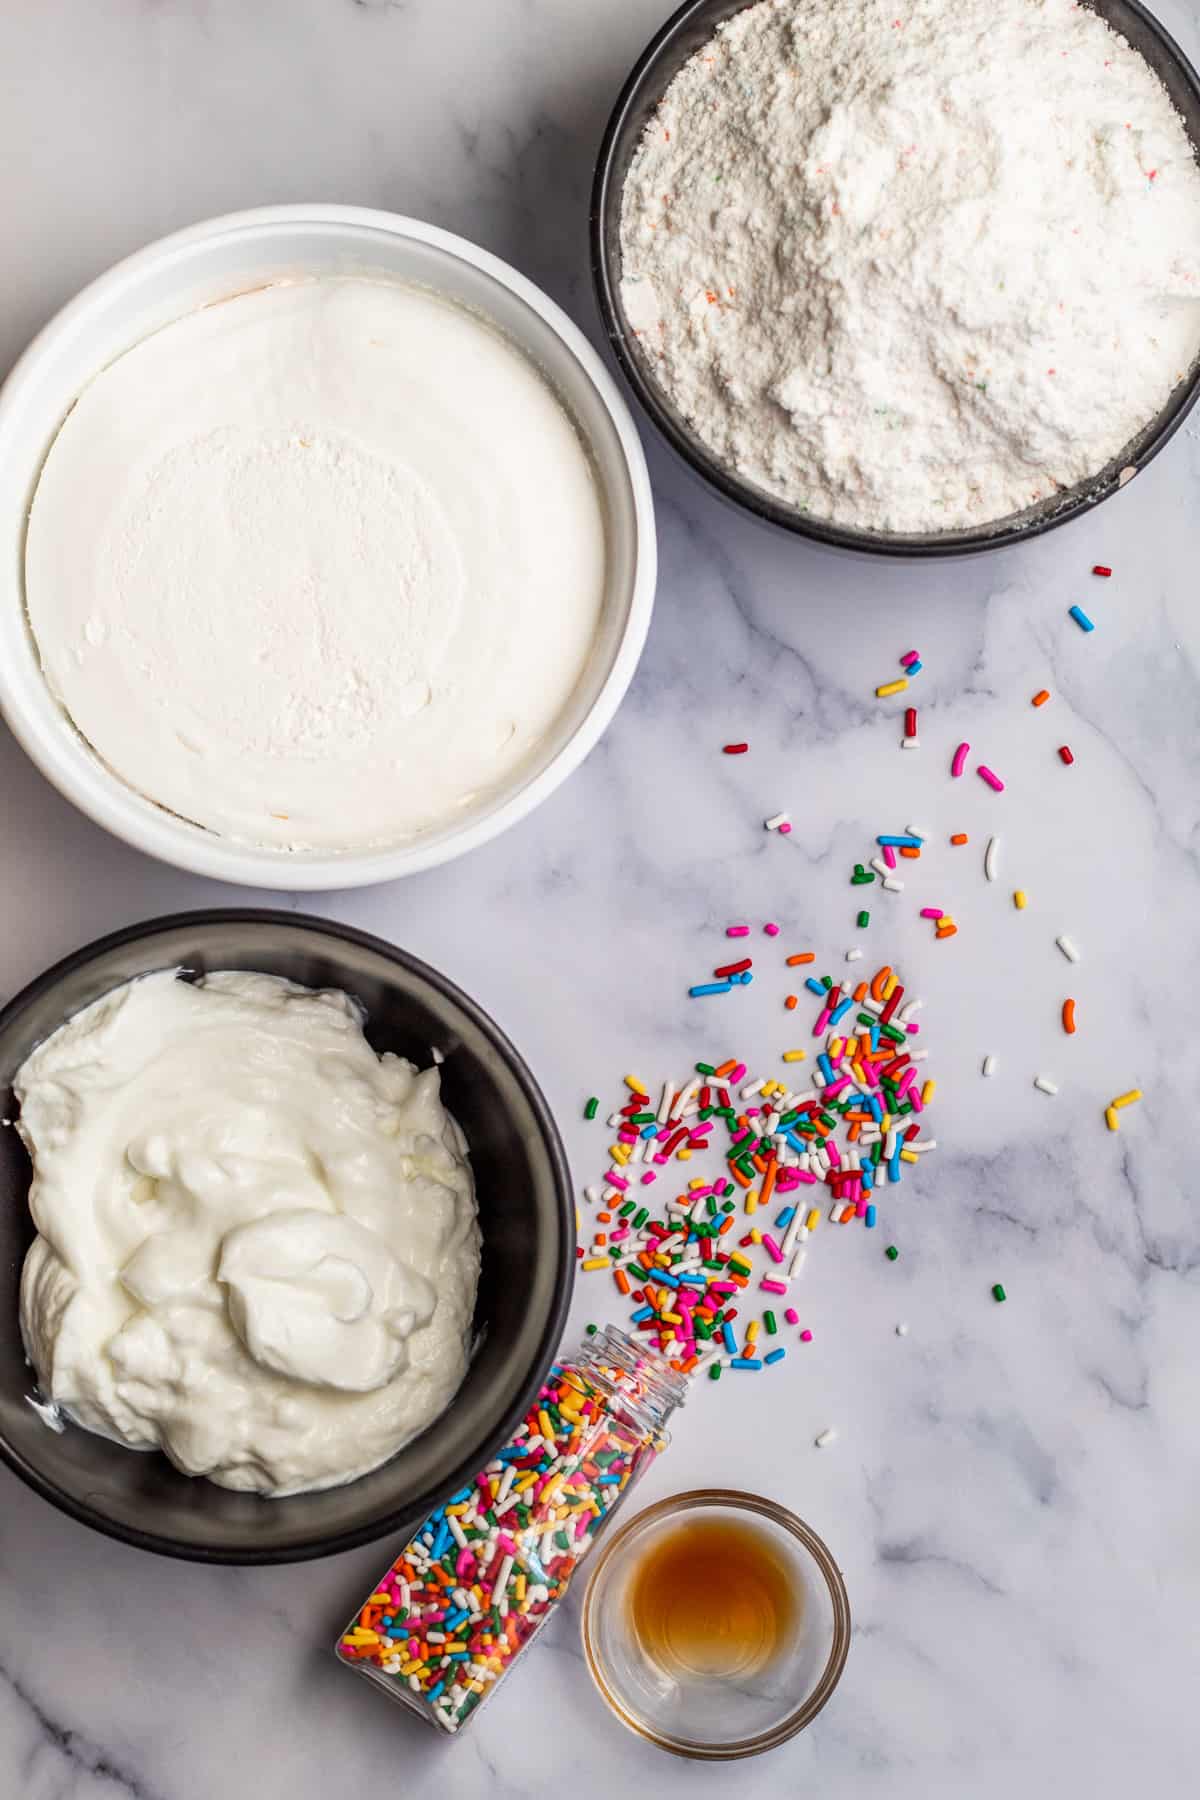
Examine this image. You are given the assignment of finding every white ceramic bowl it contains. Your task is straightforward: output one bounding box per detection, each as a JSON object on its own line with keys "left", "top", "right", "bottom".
{"left": 0, "top": 205, "right": 656, "bottom": 888}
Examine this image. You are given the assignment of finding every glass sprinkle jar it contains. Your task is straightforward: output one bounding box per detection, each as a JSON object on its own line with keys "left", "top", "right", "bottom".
{"left": 335, "top": 1325, "right": 688, "bottom": 1734}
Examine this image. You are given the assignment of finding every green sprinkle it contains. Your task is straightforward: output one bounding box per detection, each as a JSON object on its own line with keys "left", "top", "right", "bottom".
{"left": 630, "top": 1111, "right": 656, "bottom": 1125}
{"left": 632, "top": 1207, "right": 649, "bottom": 1228}
{"left": 763, "top": 1310, "right": 778, "bottom": 1334}
{"left": 696, "top": 1062, "right": 716, "bottom": 1077}
{"left": 584, "top": 1097, "right": 599, "bottom": 1120}
{"left": 709, "top": 1362, "right": 722, "bottom": 1380}
{"left": 822, "top": 975, "right": 834, "bottom": 990}
{"left": 885, "top": 1245, "right": 899, "bottom": 1262}
{"left": 619, "top": 1200, "right": 635, "bottom": 1217}
{"left": 992, "top": 1283, "right": 1007, "bottom": 1303}
{"left": 857, "top": 910, "right": 870, "bottom": 928}
{"left": 585, "top": 1322, "right": 598, "bottom": 1334}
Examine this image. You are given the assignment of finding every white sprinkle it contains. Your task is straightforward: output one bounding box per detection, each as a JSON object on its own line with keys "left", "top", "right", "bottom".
{"left": 905, "top": 824, "right": 932, "bottom": 840}
{"left": 869, "top": 856, "right": 891, "bottom": 879}
{"left": 895, "top": 1322, "right": 910, "bottom": 1337}
{"left": 985, "top": 834, "right": 1000, "bottom": 881}
{"left": 896, "top": 997, "right": 924, "bottom": 1023}
{"left": 584, "top": 1185, "right": 601, "bottom": 1204}
{"left": 908, "top": 1137, "right": 937, "bottom": 1152}
{"left": 740, "top": 1077, "right": 767, "bottom": 1099}
{"left": 657, "top": 1082, "right": 676, "bottom": 1124}
{"left": 982, "top": 1054, "right": 997, "bottom": 1077}
{"left": 765, "top": 811, "right": 790, "bottom": 831}
{"left": 788, "top": 1244, "right": 808, "bottom": 1278}
{"left": 901, "top": 735, "right": 920, "bottom": 749}
{"left": 692, "top": 1349, "right": 723, "bottom": 1377}
{"left": 1056, "top": 934, "right": 1081, "bottom": 963}
{"left": 1034, "top": 1074, "right": 1059, "bottom": 1095}
{"left": 815, "top": 1427, "right": 838, "bottom": 1449}
{"left": 909, "top": 1048, "right": 929, "bottom": 1062}
{"left": 431, "top": 1045, "right": 445, "bottom": 1064}
{"left": 845, "top": 947, "right": 864, "bottom": 962}
{"left": 882, "top": 876, "right": 905, "bottom": 892}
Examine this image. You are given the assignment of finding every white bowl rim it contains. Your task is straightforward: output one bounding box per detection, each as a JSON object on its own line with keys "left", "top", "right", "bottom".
{"left": 0, "top": 203, "right": 657, "bottom": 889}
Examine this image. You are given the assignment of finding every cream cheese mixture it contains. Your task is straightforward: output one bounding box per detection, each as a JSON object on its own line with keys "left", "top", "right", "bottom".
{"left": 620, "top": 0, "right": 1200, "bottom": 533}
{"left": 15, "top": 971, "right": 480, "bottom": 1496}
{"left": 24, "top": 278, "right": 607, "bottom": 848}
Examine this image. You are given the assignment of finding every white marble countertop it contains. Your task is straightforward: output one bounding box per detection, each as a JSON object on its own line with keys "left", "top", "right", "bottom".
{"left": 2, "top": 2, "right": 1199, "bottom": 1795}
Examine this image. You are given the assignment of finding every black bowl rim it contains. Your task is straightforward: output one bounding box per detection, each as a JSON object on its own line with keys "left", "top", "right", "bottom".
{"left": 0, "top": 907, "right": 575, "bottom": 1564}
{"left": 590, "top": 0, "right": 1200, "bottom": 559}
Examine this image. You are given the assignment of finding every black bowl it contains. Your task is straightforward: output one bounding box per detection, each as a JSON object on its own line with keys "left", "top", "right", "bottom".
{"left": 591, "top": 0, "right": 1200, "bottom": 558}
{"left": 0, "top": 911, "right": 574, "bottom": 1563}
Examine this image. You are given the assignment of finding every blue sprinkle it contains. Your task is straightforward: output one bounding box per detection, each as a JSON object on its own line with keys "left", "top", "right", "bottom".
{"left": 595, "top": 1473, "right": 622, "bottom": 1484}
{"left": 763, "top": 1347, "right": 786, "bottom": 1365}
{"left": 426, "top": 1680, "right": 446, "bottom": 1702}
{"left": 877, "top": 834, "right": 922, "bottom": 847}
{"left": 906, "top": 659, "right": 923, "bottom": 675}
{"left": 861, "top": 1162, "right": 874, "bottom": 1192}
{"left": 775, "top": 1206, "right": 796, "bottom": 1229}
{"left": 804, "top": 977, "right": 827, "bottom": 996}
{"left": 1068, "top": 604, "right": 1095, "bottom": 632}
{"left": 738, "top": 971, "right": 754, "bottom": 985}
{"left": 865, "top": 1203, "right": 877, "bottom": 1227}
{"left": 630, "top": 1305, "right": 654, "bottom": 1323}
{"left": 722, "top": 1321, "right": 738, "bottom": 1355}
{"left": 868, "top": 1094, "right": 884, "bottom": 1124}
{"left": 678, "top": 1273, "right": 707, "bottom": 1287}
{"left": 655, "top": 1269, "right": 681, "bottom": 1288}
{"left": 817, "top": 1054, "right": 834, "bottom": 1083}
{"left": 690, "top": 980, "right": 733, "bottom": 997}
{"left": 639, "top": 1124, "right": 658, "bottom": 1139}
{"left": 730, "top": 1356, "right": 764, "bottom": 1370}
{"left": 888, "top": 1143, "right": 903, "bottom": 1182}
{"left": 830, "top": 997, "right": 855, "bottom": 1025}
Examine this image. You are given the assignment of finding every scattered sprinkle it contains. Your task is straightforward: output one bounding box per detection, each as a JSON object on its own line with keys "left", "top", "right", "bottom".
{"left": 900, "top": 650, "right": 921, "bottom": 667}
{"left": 1058, "top": 745, "right": 1075, "bottom": 766}
{"left": 763, "top": 922, "right": 780, "bottom": 937}
{"left": 982, "top": 1054, "right": 997, "bottom": 1077}
{"left": 1105, "top": 1106, "right": 1120, "bottom": 1131}
{"left": 977, "top": 764, "right": 1005, "bottom": 792}
{"left": 1068, "top": 604, "right": 1095, "bottom": 632}
{"left": 800, "top": 1329, "right": 813, "bottom": 1343}
{"left": 786, "top": 952, "right": 816, "bottom": 966}
{"left": 1033, "top": 1074, "right": 1059, "bottom": 1095}
{"left": 1092, "top": 565, "right": 1112, "bottom": 577}
{"left": 845, "top": 948, "right": 863, "bottom": 962}
{"left": 984, "top": 835, "right": 1000, "bottom": 881}
{"left": 723, "top": 742, "right": 749, "bottom": 754}
{"left": 584, "top": 1097, "right": 599, "bottom": 1120}
{"left": 1031, "top": 688, "right": 1051, "bottom": 707}
{"left": 1062, "top": 998, "right": 1077, "bottom": 1034}
{"left": 1055, "top": 934, "right": 1081, "bottom": 963}
{"left": 765, "top": 812, "right": 790, "bottom": 832}
{"left": 951, "top": 741, "right": 970, "bottom": 778}
{"left": 856, "top": 910, "right": 870, "bottom": 928}
{"left": 1112, "top": 1089, "right": 1142, "bottom": 1109}
{"left": 690, "top": 981, "right": 733, "bottom": 998}
{"left": 1013, "top": 890, "right": 1028, "bottom": 909}
{"left": 991, "top": 1283, "right": 1007, "bottom": 1303}
{"left": 726, "top": 924, "right": 750, "bottom": 938}
{"left": 814, "top": 1427, "right": 838, "bottom": 1449}
{"left": 885, "top": 1245, "right": 899, "bottom": 1261}
{"left": 950, "top": 832, "right": 969, "bottom": 845}
{"left": 876, "top": 678, "right": 908, "bottom": 698}
{"left": 895, "top": 1322, "right": 909, "bottom": 1336}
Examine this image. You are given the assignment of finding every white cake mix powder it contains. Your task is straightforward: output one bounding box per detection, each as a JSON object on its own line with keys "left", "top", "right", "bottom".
{"left": 620, "top": 0, "right": 1200, "bottom": 533}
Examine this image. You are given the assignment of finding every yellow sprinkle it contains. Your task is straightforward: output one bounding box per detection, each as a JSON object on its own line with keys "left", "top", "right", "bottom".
{"left": 783, "top": 1049, "right": 807, "bottom": 1063}
{"left": 876, "top": 678, "right": 909, "bottom": 698}
{"left": 745, "top": 1192, "right": 758, "bottom": 1213}
{"left": 580, "top": 1257, "right": 610, "bottom": 1271}
{"left": 1105, "top": 1107, "right": 1120, "bottom": 1131}
{"left": 688, "top": 1177, "right": 707, "bottom": 1190}
{"left": 880, "top": 1113, "right": 892, "bottom": 1133}
{"left": 1112, "top": 1089, "right": 1142, "bottom": 1109}
{"left": 882, "top": 974, "right": 899, "bottom": 999}
{"left": 746, "top": 1320, "right": 759, "bottom": 1342}
{"left": 806, "top": 1208, "right": 821, "bottom": 1231}
{"left": 515, "top": 1574, "right": 526, "bottom": 1600}
{"left": 367, "top": 1593, "right": 390, "bottom": 1603}
{"left": 920, "top": 1079, "right": 935, "bottom": 1105}
{"left": 660, "top": 1310, "right": 683, "bottom": 1325}
{"left": 749, "top": 1228, "right": 763, "bottom": 1244}
{"left": 349, "top": 1628, "right": 379, "bottom": 1642}
{"left": 624, "top": 1074, "right": 648, "bottom": 1095}
{"left": 400, "top": 1660, "right": 424, "bottom": 1676}
{"left": 677, "top": 1148, "right": 692, "bottom": 1161}
{"left": 852, "top": 1061, "right": 867, "bottom": 1085}
{"left": 444, "top": 1504, "right": 469, "bottom": 1516}
{"left": 1013, "top": 889, "right": 1027, "bottom": 909}
{"left": 900, "top": 1149, "right": 919, "bottom": 1164}
{"left": 829, "top": 1038, "right": 844, "bottom": 1058}
{"left": 609, "top": 1144, "right": 630, "bottom": 1164}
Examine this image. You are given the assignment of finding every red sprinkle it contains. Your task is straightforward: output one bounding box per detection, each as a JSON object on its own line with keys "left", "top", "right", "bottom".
{"left": 1092, "top": 565, "right": 1112, "bottom": 577}
{"left": 1058, "top": 745, "right": 1075, "bottom": 765}
{"left": 713, "top": 958, "right": 753, "bottom": 978}
{"left": 905, "top": 706, "right": 917, "bottom": 736}
{"left": 723, "top": 742, "right": 749, "bottom": 754}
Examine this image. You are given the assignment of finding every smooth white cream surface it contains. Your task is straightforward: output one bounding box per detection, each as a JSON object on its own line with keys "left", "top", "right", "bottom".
{"left": 24, "top": 278, "right": 607, "bottom": 849}
{"left": 15, "top": 971, "right": 480, "bottom": 1496}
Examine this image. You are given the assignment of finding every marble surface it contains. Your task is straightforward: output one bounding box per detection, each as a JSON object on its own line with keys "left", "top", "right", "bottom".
{"left": 2, "top": 1, "right": 1199, "bottom": 1795}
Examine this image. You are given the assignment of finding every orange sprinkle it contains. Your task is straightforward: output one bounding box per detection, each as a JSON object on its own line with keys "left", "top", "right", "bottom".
{"left": 870, "top": 965, "right": 893, "bottom": 1002}
{"left": 899, "top": 845, "right": 920, "bottom": 859}
{"left": 714, "top": 1059, "right": 737, "bottom": 1078}
{"left": 786, "top": 952, "right": 816, "bottom": 966}
{"left": 785, "top": 994, "right": 799, "bottom": 1010}
{"left": 936, "top": 922, "right": 959, "bottom": 938}
{"left": 852, "top": 981, "right": 869, "bottom": 1002}
{"left": 1062, "top": 998, "right": 1077, "bottom": 1034}
{"left": 1032, "top": 689, "right": 1051, "bottom": 707}
{"left": 950, "top": 832, "right": 969, "bottom": 845}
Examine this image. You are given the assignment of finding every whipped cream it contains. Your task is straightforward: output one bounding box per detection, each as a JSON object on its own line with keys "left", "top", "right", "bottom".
{"left": 15, "top": 970, "right": 480, "bottom": 1496}
{"left": 24, "top": 278, "right": 607, "bottom": 849}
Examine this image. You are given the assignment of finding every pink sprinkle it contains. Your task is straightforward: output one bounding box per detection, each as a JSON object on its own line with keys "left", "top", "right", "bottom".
{"left": 855, "top": 1198, "right": 868, "bottom": 1217}
{"left": 977, "top": 764, "right": 1005, "bottom": 791}
{"left": 825, "top": 1138, "right": 841, "bottom": 1168}
{"left": 455, "top": 1550, "right": 475, "bottom": 1578}
{"left": 497, "top": 1532, "right": 517, "bottom": 1555}
{"left": 726, "top": 924, "right": 750, "bottom": 938}
{"left": 778, "top": 822, "right": 793, "bottom": 835}
{"left": 762, "top": 1234, "right": 785, "bottom": 1264}
{"left": 905, "top": 1021, "right": 920, "bottom": 1035}
{"left": 882, "top": 844, "right": 897, "bottom": 869}
{"left": 900, "top": 649, "right": 920, "bottom": 667}
{"left": 729, "top": 1062, "right": 747, "bottom": 1082}
{"left": 793, "top": 1169, "right": 818, "bottom": 1184}
{"left": 760, "top": 1278, "right": 790, "bottom": 1295}
{"left": 951, "top": 741, "right": 970, "bottom": 778}
{"left": 919, "top": 907, "right": 944, "bottom": 920}
{"left": 640, "top": 1171, "right": 656, "bottom": 1185}
{"left": 784, "top": 1307, "right": 801, "bottom": 1325}
{"left": 610, "top": 1227, "right": 630, "bottom": 1242}
{"left": 813, "top": 1007, "right": 832, "bottom": 1035}
{"left": 607, "top": 1172, "right": 629, "bottom": 1191}
{"left": 800, "top": 1329, "right": 814, "bottom": 1343}
{"left": 708, "top": 1280, "right": 738, "bottom": 1296}
{"left": 763, "top": 922, "right": 780, "bottom": 937}
{"left": 909, "top": 1087, "right": 924, "bottom": 1113}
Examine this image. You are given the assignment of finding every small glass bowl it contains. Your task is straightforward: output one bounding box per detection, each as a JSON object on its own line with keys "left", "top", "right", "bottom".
{"left": 580, "top": 1489, "right": 850, "bottom": 1760}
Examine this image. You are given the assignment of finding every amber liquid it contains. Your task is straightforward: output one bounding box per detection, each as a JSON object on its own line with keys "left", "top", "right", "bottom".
{"left": 625, "top": 1516, "right": 802, "bottom": 1680}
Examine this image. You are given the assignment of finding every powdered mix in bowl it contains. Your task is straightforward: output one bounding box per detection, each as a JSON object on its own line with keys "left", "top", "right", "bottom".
{"left": 619, "top": 0, "right": 1200, "bottom": 533}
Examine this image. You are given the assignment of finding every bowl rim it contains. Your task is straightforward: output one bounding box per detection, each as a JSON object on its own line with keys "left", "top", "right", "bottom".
{"left": 0, "top": 907, "right": 576, "bottom": 1564}
{"left": 590, "top": 0, "right": 1200, "bottom": 559}
{"left": 580, "top": 1487, "right": 852, "bottom": 1759}
{"left": 0, "top": 203, "right": 657, "bottom": 888}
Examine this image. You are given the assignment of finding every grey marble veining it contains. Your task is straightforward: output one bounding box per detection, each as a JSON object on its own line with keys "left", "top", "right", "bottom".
{"left": 1, "top": 2, "right": 1198, "bottom": 1795}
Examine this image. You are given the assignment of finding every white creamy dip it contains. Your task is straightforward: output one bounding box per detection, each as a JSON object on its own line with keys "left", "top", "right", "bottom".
{"left": 15, "top": 970, "right": 480, "bottom": 1496}
{"left": 24, "top": 278, "right": 607, "bottom": 849}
